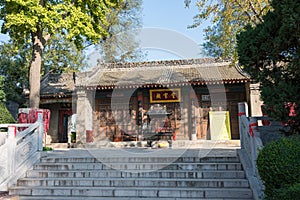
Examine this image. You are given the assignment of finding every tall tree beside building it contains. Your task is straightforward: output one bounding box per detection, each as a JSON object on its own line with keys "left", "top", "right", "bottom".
{"left": 0, "top": 36, "right": 85, "bottom": 106}
{"left": 185, "top": 0, "right": 271, "bottom": 61}
{"left": 0, "top": 0, "right": 120, "bottom": 108}
{"left": 237, "top": 0, "right": 300, "bottom": 134}
{"left": 0, "top": 76, "right": 6, "bottom": 103}
{"left": 98, "top": 0, "right": 144, "bottom": 63}
{"left": 42, "top": 34, "right": 86, "bottom": 74}
{"left": 0, "top": 76, "right": 15, "bottom": 123}
{"left": 0, "top": 41, "right": 29, "bottom": 105}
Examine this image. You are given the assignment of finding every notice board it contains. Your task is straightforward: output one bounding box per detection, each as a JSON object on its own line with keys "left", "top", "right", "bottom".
{"left": 209, "top": 111, "right": 231, "bottom": 140}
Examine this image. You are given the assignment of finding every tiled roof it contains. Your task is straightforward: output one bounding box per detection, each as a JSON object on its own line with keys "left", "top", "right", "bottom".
{"left": 76, "top": 58, "right": 250, "bottom": 89}
{"left": 40, "top": 73, "right": 75, "bottom": 98}
{"left": 40, "top": 58, "right": 250, "bottom": 96}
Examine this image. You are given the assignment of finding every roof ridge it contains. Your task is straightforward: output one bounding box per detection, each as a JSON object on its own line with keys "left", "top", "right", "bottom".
{"left": 235, "top": 64, "right": 250, "bottom": 78}
{"left": 95, "top": 58, "right": 230, "bottom": 69}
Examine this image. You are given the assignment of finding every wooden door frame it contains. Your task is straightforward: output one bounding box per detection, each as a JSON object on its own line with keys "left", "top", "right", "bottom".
{"left": 58, "top": 109, "right": 73, "bottom": 142}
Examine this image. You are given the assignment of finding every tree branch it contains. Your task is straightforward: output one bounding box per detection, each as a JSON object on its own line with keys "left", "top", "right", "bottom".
{"left": 233, "top": 0, "right": 257, "bottom": 25}
{"left": 248, "top": 1, "right": 264, "bottom": 23}
{"left": 44, "top": 34, "right": 51, "bottom": 42}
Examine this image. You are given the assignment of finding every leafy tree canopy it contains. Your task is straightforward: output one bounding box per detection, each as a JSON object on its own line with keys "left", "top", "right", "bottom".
{"left": 0, "top": 75, "right": 6, "bottom": 102}
{"left": 185, "top": 0, "right": 272, "bottom": 61}
{"left": 0, "top": 35, "right": 85, "bottom": 105}
{"left": 0, "top": 0, "right": 121, "bottom": 108}
{"left": 0, "top": 0, "right": 119, "bottom": 49}
{"left": 96, "top": 0, "right": 144, "bottom": 63}
{"left": 42, "top": 34, "right": 85, "bottom": 74}
{"left": 0, "top": 102, "right": 15, "bottom": 123}
{"left": 0, "top": 76, "right": 14, "bottom": 123}
{"left": 237, "top": 0, "right": 300, "bottom": 134}
{"left": 0, "top": 40, "right": 29, "bottom": 104}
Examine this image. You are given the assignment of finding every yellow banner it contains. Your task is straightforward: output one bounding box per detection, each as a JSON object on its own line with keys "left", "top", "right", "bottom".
{"left": 209, "top": 111, "right": 231, "bottom": 140}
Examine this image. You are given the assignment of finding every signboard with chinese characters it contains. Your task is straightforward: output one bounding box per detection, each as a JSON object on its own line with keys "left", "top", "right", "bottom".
{"left": 201, "top": 95, "right": 211, "bottom": 101}
{"left": 150, "top": 88, "right": 181, "bottom": 103}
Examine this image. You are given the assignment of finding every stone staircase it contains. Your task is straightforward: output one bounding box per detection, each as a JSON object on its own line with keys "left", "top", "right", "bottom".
{"left": 9, "top": 148, "right": 253, "bottom": 199}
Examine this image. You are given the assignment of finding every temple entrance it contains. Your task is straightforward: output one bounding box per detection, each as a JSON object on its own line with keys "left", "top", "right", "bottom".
{"left": 58, "top": 110, "right": 72, "bottom": 142}
{"left": 149, "top": 103, "right": 183, "bottom": 140}
{"left": 94, "top": 93, "right": 138, "bottom": 142}
{"left": 92, "top": 85, "right": 247, "bottom": 143}
{"left": 94, "top": 95, "right": 184, "bottom": 142}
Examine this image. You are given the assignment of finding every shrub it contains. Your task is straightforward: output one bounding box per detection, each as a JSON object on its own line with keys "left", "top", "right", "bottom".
{"left": 257, "top": 135, "right": 300, "bottom": 199}
{"left": 0, "top": 102, "right": 15, "bottom": 124}
{"left": 276, "top": 183, "right": 300, "bottom": 200}
{"left": 43, "top": 147, "right": 53, "bottom": 151}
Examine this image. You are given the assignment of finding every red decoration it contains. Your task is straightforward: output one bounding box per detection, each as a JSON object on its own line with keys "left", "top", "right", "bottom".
{"left": 249, "top": 122, "right": 258, "bottom": 137}
{"left": 238, "top": 112, "right": 246, "bottom": 117}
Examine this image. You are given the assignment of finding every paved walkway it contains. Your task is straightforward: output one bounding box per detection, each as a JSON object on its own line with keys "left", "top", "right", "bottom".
{"left": 42, "top": 140, "right": 240, "bottom": 160}
{"left": 48, "top": 139, "right": 240, "bottom": 150}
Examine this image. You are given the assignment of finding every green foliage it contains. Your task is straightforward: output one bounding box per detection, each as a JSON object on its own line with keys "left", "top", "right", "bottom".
{"left": 0, "top": 0, "right": 121, "bottom": 107}
{"left": 0, "top": 41, "right": 30, "bottom": 104}
{"left": 185, "top": 0, "right": 271, "bottom": 61}
{"left": 257, "top": 135, "right": 300, "bottom": 199}
{"left": 0, "top": 102, "right": 15, "bottom": 123}
{"left": 0, "top": 0, "right": 120, "bottom": 49}
{"left": 0, "top": 37, "right": 85, "bottom": 104}
{"left": 0, "top": 76, "right": 6, "bottom": 102}
{"left": 43, "top": 146, "right": 53, "bottom": 151}
{"left": 71, "top": 132, "right": 76, "bottom": 143}
{"left": 42, "top": 34, "right": 85, "bottom": 74}
{"left": 237, "top": 0, "right": 300, "bottom": 134}
{"left": 276, "top": 183, "right": 300, "bottom": 200}
{"left": 97, "top": 0, "right": 144, "bottom": 63}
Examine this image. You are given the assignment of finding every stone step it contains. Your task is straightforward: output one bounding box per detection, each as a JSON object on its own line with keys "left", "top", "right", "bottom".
{"left": 32, "top": 162, "right": 243, "bottom": 171}
{"left": 46, "top": 143, "right": 69, "bottom": 150}
{"left": 26, "top": 169, "right": 246, "bottom": 179}
{"left": 17, "top": 177, "right": 249, "bottom": 188}
{"left": 40, "top": 148, "right": 239, "bottom": 159}
{"left": 39, "top": 156, "right": 240, "bottom": 163}
{"left": 9, "top": 149, "right": 253, "bottom": 199}
{"left": 18, "top": 197, "right": 254, "bottom": 200}
{"left": 10, "top": 187, "right": 253, "bottom": 199}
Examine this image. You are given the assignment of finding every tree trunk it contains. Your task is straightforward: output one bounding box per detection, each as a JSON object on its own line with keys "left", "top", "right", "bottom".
{"left": 29, "top": 30, "right": 46, "bottom": 108}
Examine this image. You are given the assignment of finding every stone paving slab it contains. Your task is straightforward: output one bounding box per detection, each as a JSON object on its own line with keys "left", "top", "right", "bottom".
{"left": 10, "top": 186, "right": 253, "bottom": 199}
{"left": 41, "top": 143, "right": 240, "bottom": 159}
{"left": 18, "top": 197, "right": 253, "bottom": 200}
{"left": 47, "top": 140, "right": 240, "bottom": 150}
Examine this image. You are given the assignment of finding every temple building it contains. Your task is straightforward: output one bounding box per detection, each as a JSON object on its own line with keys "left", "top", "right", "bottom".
{"left": 40, "top": 58, "right": 251, "bottom": 145}
{"left": 39, "top": 72, "right": 75, "bottom": 143}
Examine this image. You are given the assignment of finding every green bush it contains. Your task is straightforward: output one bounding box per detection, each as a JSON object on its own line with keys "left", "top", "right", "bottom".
{"left": 0, "top": 102, "right": 15, "bottom": 124}
{"left": 257, "top": 135, "right": 300, "bottom": 199}
{"left": 276, "top": 183, "right": 300, "bottom": 200}
{"left": 43, "top": 146, "right": 53, "bottom": 151}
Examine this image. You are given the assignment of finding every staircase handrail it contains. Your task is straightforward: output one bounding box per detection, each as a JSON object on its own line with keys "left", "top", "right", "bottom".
{"left": 0, "top": 117, "right": 44, "bottom": 191}
{"left": 238, "top": 102, "right": 264, "bottom": 200}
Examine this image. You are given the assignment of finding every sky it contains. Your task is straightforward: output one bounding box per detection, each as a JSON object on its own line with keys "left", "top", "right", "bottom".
{"left": 85, "top": 0, "right": 209, "bottom": 66}
{"left": 141, "top": 0, "right": 208, "bottom": 61}
{"left": 0, "top": 0, "right": 209, "bottom": 63}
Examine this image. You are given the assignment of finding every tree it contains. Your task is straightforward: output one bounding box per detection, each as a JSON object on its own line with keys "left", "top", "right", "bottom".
{"left": 0, "top": 41, "right": 29, "bottom": 104}
{"left": 185, "top": 0, "right": 272, "bottom": 61}
{"left": 0, "top": 102, "right": 15, "bottom": 123}
{"left": 42, "top": 34, "right": 86, "bottom": 74}
{"left": 0, "top": 0, "right": 120, "bottom": 108}
{"left": 237, "top": 0, "right": 300, "bottom": 134}
{"left": 0, "top": 76, "right": 15, "bottom": 123}
{"left": 0, "top": 76, "right": 6, "bottom": 102}
{"left": 0, "top": 35, "right": 85, "bottom": 105}
{"left": 97, "top": 0, "right": 144, "bottom": 63}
